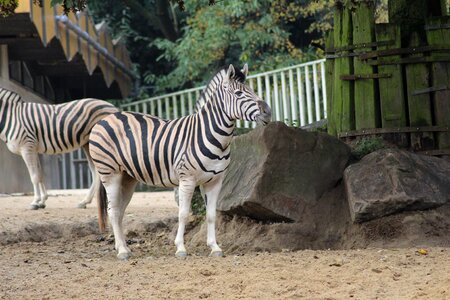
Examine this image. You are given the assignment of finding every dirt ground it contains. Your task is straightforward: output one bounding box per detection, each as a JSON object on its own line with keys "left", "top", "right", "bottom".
{"left": 0, "top": 191, "right": 449, "bottom": 299}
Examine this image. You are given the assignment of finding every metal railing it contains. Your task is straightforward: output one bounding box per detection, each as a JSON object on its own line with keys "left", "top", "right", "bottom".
{"left": 120, "top": 59, "right": 327, "bottom": 128}
{"left": 58, "top": 59, "right": 327, "bottom": 189}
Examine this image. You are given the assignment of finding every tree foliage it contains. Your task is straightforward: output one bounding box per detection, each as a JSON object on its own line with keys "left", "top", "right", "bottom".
{"left": 150, "top": 0, "right": 322, "bottom": 92}
{"left": 0, "top": 0, "right": 395, "bottom": 96}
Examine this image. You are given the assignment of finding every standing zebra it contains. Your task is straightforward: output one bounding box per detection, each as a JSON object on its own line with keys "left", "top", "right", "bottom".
{"left": 0, "top": 88, "right": 119, "bottom": 209}
{"left": 90, "top": 64, "right": 271, "bottom": 259}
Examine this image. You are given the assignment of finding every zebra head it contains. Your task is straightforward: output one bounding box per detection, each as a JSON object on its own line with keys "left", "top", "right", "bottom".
{"left": 221, "top": 64, "right": 271, "bottom": 126}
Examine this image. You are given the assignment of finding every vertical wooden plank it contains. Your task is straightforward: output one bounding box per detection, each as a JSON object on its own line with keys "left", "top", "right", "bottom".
{"left": 352, "top": 0, "right": 378, "bottom": 130}
{"left": 405, "top": 32, "right": 434, "bottom": 150}
{"left": 376, "top": 24, "right": 408, "bottom": 145}
{"left": 443, "top": 0, "right": 449, "bottom": 15}
{"left": 427, "top": 16, "right": 450, "bottom": 149}
{"left": 333, "top": 1, "right": 354, "bottom": 133}
{"left": 325, "top": 31, "right": 336, "bottom": 134}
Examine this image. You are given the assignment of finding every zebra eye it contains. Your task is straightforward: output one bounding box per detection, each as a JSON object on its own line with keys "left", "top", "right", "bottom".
{"left": 235, "top": 91, "right": 243, "bottom": 97}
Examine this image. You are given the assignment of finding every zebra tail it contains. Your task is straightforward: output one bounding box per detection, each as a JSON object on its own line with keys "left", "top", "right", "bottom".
{"left": 98, "top": 183, "right": 108, "bottom": 232}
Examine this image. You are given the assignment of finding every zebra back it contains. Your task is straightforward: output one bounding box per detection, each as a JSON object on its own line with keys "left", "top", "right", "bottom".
{"left": 0, "top": 87, "right": 119, "bottom": 154}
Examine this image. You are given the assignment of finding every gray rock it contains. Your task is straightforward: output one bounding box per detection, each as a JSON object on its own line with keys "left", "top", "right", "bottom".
{"left": 344, "top": 148, "right": 450, "bottom": 223}
{"left": 217, "top": 122, "right": 351, "bottom": 222}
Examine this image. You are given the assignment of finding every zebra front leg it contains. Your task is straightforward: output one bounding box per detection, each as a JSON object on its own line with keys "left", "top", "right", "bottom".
{"left": 38, "top": 182, "right": 48, "bottom": 209}
{"left": 77, "top": 145, "right": 99, "bottom": 209}
{"left": 21, "top": 150, "right": 43, "bottom": 210}
{"left": 174, "top": 179, "right": 196, "bottom": 257}
{"left": 201, "top": 176, "right": 224, "bottom": 257}
{"left": 104, "top": 173, "right": 137, "bottom": 260}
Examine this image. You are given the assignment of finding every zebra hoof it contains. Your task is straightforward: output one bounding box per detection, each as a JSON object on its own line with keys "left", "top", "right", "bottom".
{"left": 175, "top": 251, "right": 188, "bottom": 258}
{"left": 209, "top": 250, "right": 224, "bottom": 257}
{"left": 29, "top": 204, "right": 39, "bottom": 210}
{"left": 38, "top": 203, "right": 46, "bottom": 209}
{"left": 77, "top": 203, "right": 87, "bottom": 209}
{"left": 117, "top": 252, "right": 132, "bottom": 261}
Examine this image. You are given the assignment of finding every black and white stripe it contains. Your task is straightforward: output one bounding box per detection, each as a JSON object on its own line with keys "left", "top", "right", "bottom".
{"left": 90, "top": 64, "right": 271, "bottom": 259}
{"left": 0, "top": 87, "right": 119, "bottom": 209}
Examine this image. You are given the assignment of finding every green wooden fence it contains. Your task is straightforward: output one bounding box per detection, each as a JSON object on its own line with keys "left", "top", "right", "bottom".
{"left": 326, "top": 0, "right": 450, "bottom": 155}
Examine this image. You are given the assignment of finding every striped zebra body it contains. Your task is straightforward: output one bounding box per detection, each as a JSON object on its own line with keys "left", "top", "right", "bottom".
{"left": 0, "top": 88, "right": 119, "bottom": 209}
{"left": 90, "top": 64, "right": 271, "bottom": 259}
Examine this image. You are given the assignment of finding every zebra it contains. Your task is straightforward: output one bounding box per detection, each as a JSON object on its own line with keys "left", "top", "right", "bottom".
{"left": 0, "top": 87, "right": 119, "bottom": 210}
{"left": 89, "top": 64, "right": 271, "bottom": 259}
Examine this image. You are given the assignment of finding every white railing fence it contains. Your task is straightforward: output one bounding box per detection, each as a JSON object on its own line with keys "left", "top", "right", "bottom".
{"left": 120, "top": 59, "right": 327, "bottom": 128}
{"left": 58, "top": 59, "right": 327, "bottom": 189}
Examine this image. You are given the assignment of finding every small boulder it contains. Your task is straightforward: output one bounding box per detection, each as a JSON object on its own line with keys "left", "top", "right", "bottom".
{"left": 344, "top": 148, "right": 450, "bottom": 223}
{"left": 217, "top": 122, "right": 351, "bottom": 222}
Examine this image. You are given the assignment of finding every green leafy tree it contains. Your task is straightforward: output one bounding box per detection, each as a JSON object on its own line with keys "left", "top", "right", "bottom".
{"left": 150, "top": 0, "right": 322, "bottom": 92}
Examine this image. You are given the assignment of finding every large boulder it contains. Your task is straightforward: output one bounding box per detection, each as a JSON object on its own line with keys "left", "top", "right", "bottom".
{"left": 344, "top": 148, "right": 450, "bottom": 223}
{"left": 217, "top": 122, "right": 351, "bottom": 222}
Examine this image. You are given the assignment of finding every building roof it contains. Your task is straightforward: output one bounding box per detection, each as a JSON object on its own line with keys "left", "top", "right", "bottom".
{"left": 0, "top": 0, "right": 135, "bottom": 100}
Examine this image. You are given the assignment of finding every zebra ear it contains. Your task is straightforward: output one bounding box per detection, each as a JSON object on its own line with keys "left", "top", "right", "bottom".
{"left": 241, "top": 64, "right": 249, "bottom": 77}
{"left": 226, "top": 64, "right": 235, "bottom": 80}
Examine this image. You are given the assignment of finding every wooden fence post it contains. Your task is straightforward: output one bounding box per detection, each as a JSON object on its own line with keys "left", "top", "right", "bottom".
{"left": 352, "top": 0, "right": 378, "bottom": 130}
{"left": 375, "top": 24, "right": 408, "bottom": 146}
{"left": 325, "top": 31, "right": 336, "bottom": 135}
{"left": 426, "top": 16, "right": 450, "bottom": 150}
{"left": 333, "top": 0, "right": 354, "bottom": 133}
{"left": 405, "top": 32, "right": 435, "bottom": 150}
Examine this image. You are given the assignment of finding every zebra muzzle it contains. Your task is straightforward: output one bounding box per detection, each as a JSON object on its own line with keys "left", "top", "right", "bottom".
{"left": 256, "top": 100, "right": 272, "bottom": 125}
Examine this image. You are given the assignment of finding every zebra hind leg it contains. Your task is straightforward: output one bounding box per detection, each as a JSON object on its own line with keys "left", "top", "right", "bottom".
{"left": 77, "top": 144, "right": 99, "bottom": 209}
{"left": 174, "top": 179, "right": 196, "bottom": 258}
{"left": 21, "top": 150, "right": 44, "bottom": 210}
{"left": 202, "top": 177, "right": 224, "bottom": 257}
{"left": 104, "top": 173, "right": 137, "bottom": 260}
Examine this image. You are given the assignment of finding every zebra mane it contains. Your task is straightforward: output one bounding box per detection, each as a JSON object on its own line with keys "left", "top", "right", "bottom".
{"left": 194, "top": 65, "right": 246, "bottom": 112}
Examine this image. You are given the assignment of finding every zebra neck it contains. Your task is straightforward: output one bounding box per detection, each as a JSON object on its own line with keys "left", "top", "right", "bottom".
{"left": 195, "top": 96, "right": 235, "bottom": 152}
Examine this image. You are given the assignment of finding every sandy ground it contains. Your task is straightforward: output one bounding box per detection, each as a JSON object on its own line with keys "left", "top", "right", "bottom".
{"left": 0, "top": 191, "right": 449, "bottom": 299}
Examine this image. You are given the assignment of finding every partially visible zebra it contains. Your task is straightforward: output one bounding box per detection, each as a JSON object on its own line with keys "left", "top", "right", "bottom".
{"left": 0, "top": 88, "right": 119, "bottom": 209}
{"left": 89, "top": 64, "right": 271, "bottom": 259}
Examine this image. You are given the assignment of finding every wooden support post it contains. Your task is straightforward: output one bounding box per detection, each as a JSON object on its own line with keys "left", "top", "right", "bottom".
{"left": 325, "top": 30, "right": 336, "bottom": 135}
{"left": 376, "top": 24, "right": 408, "bottom": 146}
{"left": 389, "top": 0, "right": 428, "bottom": 32}
{"left": 352, "top": 0, "right": 378, "bottom": 130}
{"left": 405, "top": 32, "right": 435, "bottom": 151}
{"left": 426, "top": 16, "right": 450, "bottom": 150}
{"left": 333, "top": 0, "right": 354, "bottom": 133}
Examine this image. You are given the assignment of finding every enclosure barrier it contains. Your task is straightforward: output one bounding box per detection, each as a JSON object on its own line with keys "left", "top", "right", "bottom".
{"left": 120, "top": 59, "right": 327, "bottom": 128}
{"left": 59, "top": 59, "right": 327, "bottom": 189}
